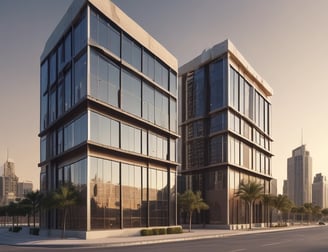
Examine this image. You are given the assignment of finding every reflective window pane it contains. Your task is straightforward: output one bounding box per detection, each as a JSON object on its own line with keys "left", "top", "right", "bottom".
{"left": 74, "top": 53, "right": 87, "bottom": 104}
{"left": 90, "top": 50, "right": 120, "bottom": 107}
{"left": 74, "top": 13, "right": 87, "bottom": 56}
{"left": 142, "top": 82, "right": 155, "bottom": 123}
{"left": 121, "top": 70, "right": 141, "bottom": 117}
{"left": 122, "top": 34, "right": 141, "bottom": 71}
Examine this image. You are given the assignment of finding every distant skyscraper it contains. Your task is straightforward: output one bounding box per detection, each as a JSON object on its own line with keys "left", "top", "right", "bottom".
{"left": 287, "top": 145, "right": 312, "bottom": 206}
{"left": 283, "top": 179, "right": 288, "bottom": 196}
{"left": 0, "top": 159, "right": 19, "bottom": 205}
{"left": 17, "top": 181, "right": 33, "bottom": 198}
{"left": 312, "top": 173, "right": 328, "bottom": 208}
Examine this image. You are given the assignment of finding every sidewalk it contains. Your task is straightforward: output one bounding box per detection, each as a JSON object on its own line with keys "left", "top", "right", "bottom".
{"left": 0, "top": 225, "right": 320, "bottom": 248}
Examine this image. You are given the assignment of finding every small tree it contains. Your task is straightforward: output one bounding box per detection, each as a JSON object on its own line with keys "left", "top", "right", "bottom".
{"left": 262, "top": 194, "right": 274, "bottom": 227}
{"left": 321, "top": 208, "right": 328, "bottom": 220}
{"left": 25, "top": 190, "right": 43, "bottom": 228}
{"left": 303, "top": 203, "right": 313, "bottom": 223}
{"left": 179, "top": 190, "right": 209, "bottom": 232}
{"left": 235, "top": 181, "right": 263, "bottom": 229}
{"left": 272, "top": 194, "right": 292, "bottom": 225}
{"left": 44, "top": 184, "right": 80, "bottom": 238}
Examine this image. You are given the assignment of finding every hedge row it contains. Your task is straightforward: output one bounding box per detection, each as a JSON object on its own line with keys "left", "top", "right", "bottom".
{"left": 140, "top": 226, "right": 183, "bottom": 236}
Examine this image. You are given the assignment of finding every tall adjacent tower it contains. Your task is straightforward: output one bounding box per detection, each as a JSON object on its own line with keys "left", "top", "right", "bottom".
{"left": 179, "top": 40, "right": 274, "bottom": 228}
{"left": 287, "top": 145, "right": 312, "bottom": 206}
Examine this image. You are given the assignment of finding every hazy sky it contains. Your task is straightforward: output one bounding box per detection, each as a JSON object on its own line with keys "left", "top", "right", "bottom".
{"left": 1, "top": 0, "right": 328, "bottom": 193}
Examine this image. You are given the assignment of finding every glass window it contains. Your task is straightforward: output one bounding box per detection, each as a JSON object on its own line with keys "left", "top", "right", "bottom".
{"left": 155, "top": 59, "right": 168, "bottom": 90}
{"left": 170, "top": 98, "right": 177, "bottom": 132}
{"left": 57, "top": 81, "right": 64, "bottom": 118}
{"left": 49, "top": 90, "right": 56, "bottom": 123}
{"left": 142, "top": 130, "right": 147, "bottom": 155}
{"left": 155, "top": 90, "right": 169, "bottom": 129}
{"left": 41, "top": 60, "right": 48, "bottom": 94}
{"left": 121, "top": 123, "right": 141, "bottom": 153}
{"left": 90, "top": 158, "right": 121, "bottom": 229}
{"left": 64, "top": 69, "right": 72, "bottom": 111}
{"left": 58, "top": 43, "right": 64, "bottom": 71}
{"left": 122, "top": 163, "right": 142, "bottom": 228}
{"left": 57, "top": 128, "right": 63, "bottom": 155}
{"left": 169, "top": 71, "right": 177, "bottom": 96}
{"left": 74, "top": 53, "right": 87, "bottom": 104}
{"left": 149, "top": 168, "right": 168, "bottom": 226}
{"left": 121, "top": 70, "right": 141, "bottom": 117}
{"left": 90, "top": 10, "right": 120, "bottom": 57}
{"left": 209, "top": 59, "right": 226, "bottom": 111}
{"left": 170, "top": 139, "right": 176, "bottom": 162}
{"left": 90, "top": 50, "right": 120, "bottom": 107}
{"left": 64, "top": 113, "right": 87, "bottom": 151}
{"left": 229, "top": 67, "right": 239, "bottom": 110}
{"left": 194, "top": 67, "right": 205, "bottom": 117}
{"left": 90, "top": 111, "right": 108, "bottom": 146}
{"left": 239, "top": 76, "right": 245, "bottom": 115}
{"left": 122, "top": 34, "right": 141, "bottom": 71}
{"left": 244, "top": 81, "right": 250, "bottom": 118}
{"left": 142, "top": 50, "right": 155, "bottom": 80}
{"left": 49, "top": 52, "right": 57, "bottom": 85}
{"left": 142, "top": 82, "right": 155, "bottom": 123}
{"left": 65, "top": 32, "right": 71, "bottom": 63}
{"left": 40, "top": 93, "right": 48, "bottom": 131}
{"left": 74, "top": 13, "right": 87, "bottom": 56}
{"left": 40, "top": 136, "right": 47, "bottom": 162}
{"left": 210, "top": 112, "right": 227, "bottom": 133}
{"left": 148, "top": 132, "right": 157, "bottom": 157}
{"left": 209, "top": 135, "right": 227, "bottom": 164}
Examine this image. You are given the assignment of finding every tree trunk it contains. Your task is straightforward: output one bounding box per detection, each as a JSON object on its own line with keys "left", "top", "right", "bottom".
{"left": 249, "top": 202, "right": 252, "bottom": 230}
{"left": 62, "top": 208, "right": 67, "bottom": 239}
{"left": 189, "top": 211, "right": 192, "bottom": 232}
{"left": 33, "top": 209, "right": 36, "bottom": 228}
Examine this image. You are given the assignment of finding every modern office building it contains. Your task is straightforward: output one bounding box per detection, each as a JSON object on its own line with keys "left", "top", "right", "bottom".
{"left": 39, "top": 0, "right": 178, "bottom": 238}
{"left": 179, "top": 40, "right": 274, "bottom": 228}
{"left": 287, "top": 145, "right": 312, "bottom": 206}
{"left": 312, "top": 173, "right": 328, "bottom": 208}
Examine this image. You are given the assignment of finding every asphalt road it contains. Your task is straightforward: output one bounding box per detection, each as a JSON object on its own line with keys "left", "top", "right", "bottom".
{"left": 1, "top": 226, "right": 328, "bottom": 252}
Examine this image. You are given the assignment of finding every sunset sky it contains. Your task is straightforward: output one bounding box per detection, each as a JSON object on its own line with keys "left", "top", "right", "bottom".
{"left": 1, "top": 0, "right": 328, "bottom": 193}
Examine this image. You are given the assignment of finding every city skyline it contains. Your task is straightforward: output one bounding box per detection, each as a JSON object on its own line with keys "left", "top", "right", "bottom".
{"left": 1, "top": 0, "right": 328, "bottom": 193}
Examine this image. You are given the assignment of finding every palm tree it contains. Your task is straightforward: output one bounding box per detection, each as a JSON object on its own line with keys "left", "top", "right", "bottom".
{"left": 298, "top": 206, "right": 306, "bottom": 224}
{"left": 25, "top": 190, "right": 43, "bottom": 228}
{"left": 262, "top": 194, "right": 274, "bottom": 227}
{"left": 312, "top": 205, "right": 322, "bottom": 222}
{"left": 235, "top": 181, "right": 263, "bottom": 229}
{"left": 272, "top": 194, "right": 292, "bottom": 225}
{"left": 303, "top": 203, "right": 313, "bottom": 223}
{"left": 45, "top": 184, "right": 80, "bottom": 238}
{"left": 179, "top": 190, "right": 209, "bottom": 232}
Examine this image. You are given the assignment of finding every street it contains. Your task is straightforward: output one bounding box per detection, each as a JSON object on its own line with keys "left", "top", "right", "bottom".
{"left": 1, "top": 226, "right": 328, "bottom": 252}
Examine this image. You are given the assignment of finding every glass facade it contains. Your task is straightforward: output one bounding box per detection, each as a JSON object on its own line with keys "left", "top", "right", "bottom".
{"left": 39, "top": 2, "right": 178, "bottom": 233}
{"left": 179, "top": 42, "right": 273, "bottom": 227}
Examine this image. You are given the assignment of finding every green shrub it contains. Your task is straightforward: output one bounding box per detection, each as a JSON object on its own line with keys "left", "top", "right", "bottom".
{"left": 167, "top": 226, "right": 183, "bottom": 234}
{"left": 140, "top": 229, "right": 154, "bottom": 236}
{"left": 152, "top": 228, "right": 166, "bottom": 235}
{"left": 11, "top": 226, "right": 22, "bottom": 233}
{"left": 29, "top": 228, "right": 40, "bottom": 235}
